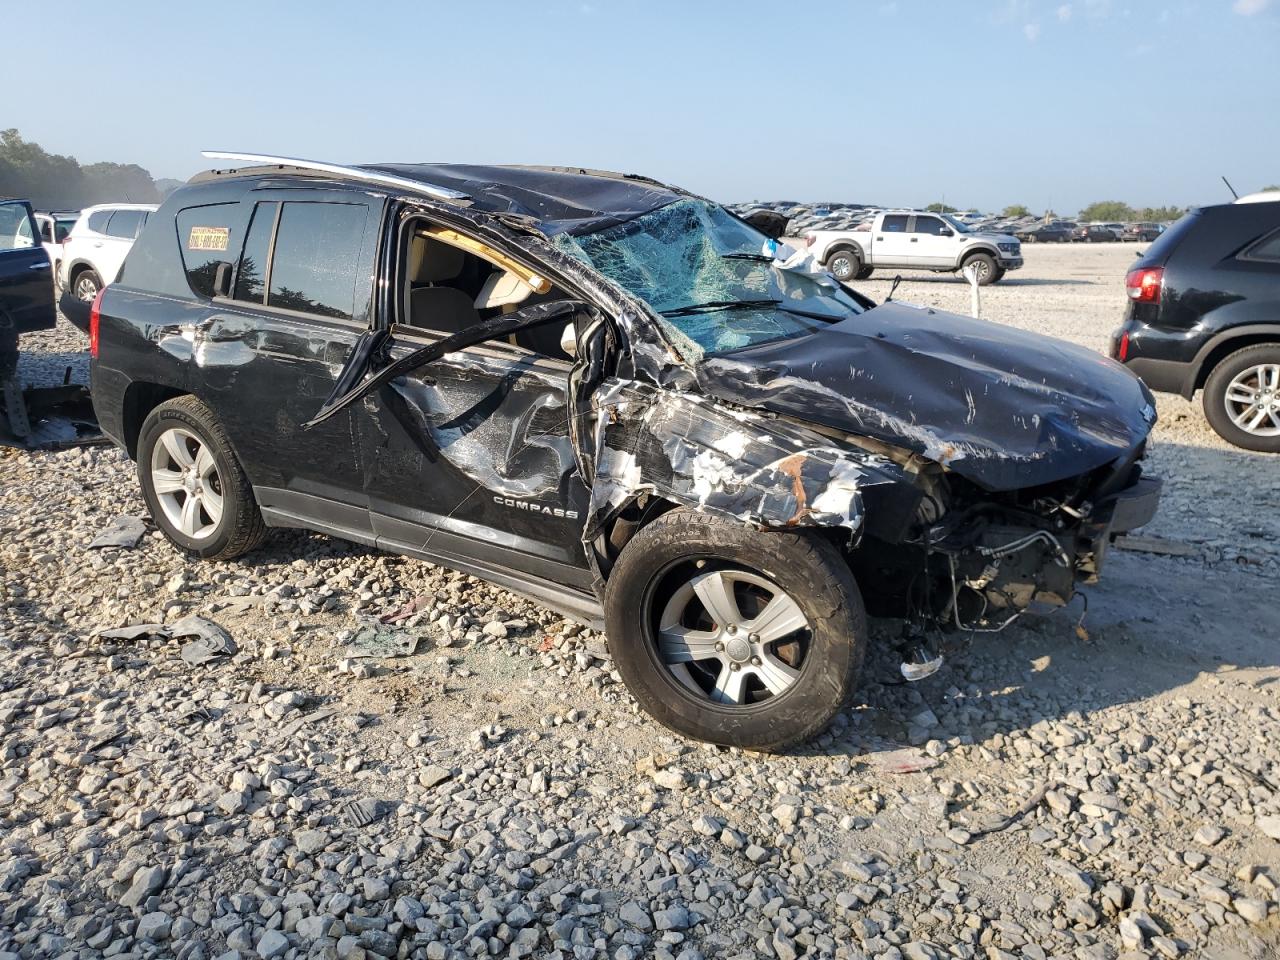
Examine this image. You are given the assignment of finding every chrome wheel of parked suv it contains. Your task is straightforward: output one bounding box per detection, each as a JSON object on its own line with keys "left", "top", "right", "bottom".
{"left": 73, "top": 270, "right": 102, "bottom": 302}
{"left": 137, "top": 396, "right": 267, "bottom": 558}
{"left": 605, "top": 510, "right": 867, "bottom": 751}
{"left": 1203, "top": 345, "right": 1280, "bottom": 452}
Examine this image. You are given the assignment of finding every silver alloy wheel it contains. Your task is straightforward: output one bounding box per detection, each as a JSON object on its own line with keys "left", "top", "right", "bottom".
{"left": 150, "top": 427, "right": 224, "bottom": 540}
{"left": 1224, "top": 363, "right": 1280, "bottom": 436}
{"left": 74, "top": 274, "right": 99, "bottom": 301}
{"left": 830, "top": 254, "right": 855, "bottom": 280}
{"left": 657, "top": 568, "right": 808, "bottom": 705}
{"left": 971, "top": 258, "right": 991, "bottom": 281}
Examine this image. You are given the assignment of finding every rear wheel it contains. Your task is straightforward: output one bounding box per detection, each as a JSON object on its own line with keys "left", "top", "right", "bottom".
{"left": 1203, "top": 344, "right": 1280, "bottom": 452}
{"left": 137, "top": 396, "right": 267, "bottom": 559}
{"left": 826, "top": 248, "right": 862, "bottom": 282}
{"left": 72, "top": 269, "right": 102, "bottom": 302}
{"left": 604, "top": 510, "right": 867, "bottom": 751}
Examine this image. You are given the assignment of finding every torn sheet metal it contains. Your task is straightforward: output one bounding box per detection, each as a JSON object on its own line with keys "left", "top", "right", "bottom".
{"left": 694, "top": 301, "right": 1157, "bottom": 491}
{"left": 584, "top": 378, "right": 903, "bottom": 540}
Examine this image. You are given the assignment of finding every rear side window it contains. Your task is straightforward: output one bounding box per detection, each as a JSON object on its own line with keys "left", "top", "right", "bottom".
{"left": 105, "top": 209, "right": 145, "bottom": 239}
{"left": 1141, "top": 211, "right": 1199, "bottom": 264}
{"left": 234, "top": 202, "right": 276, "bottom": 303}
{"left": 0, "top": 202, "right": 36, "bottom": 250}
{"left": 87, "top": 210, "right": 112, "bottom": 233}
{"left": 267, "top": 203, "right": 367, "bottom": 319}
{"left": 176, "top": 203, "right": 238, "bottom": 298}
{"left": 882, "top": 215, "right": 909, "bottom": 232}
{"left": 232, "top": 201, "right": 368, "bottom": 319}
{"left": 1243, "top": 228, "right": 1280, "bottom": 263}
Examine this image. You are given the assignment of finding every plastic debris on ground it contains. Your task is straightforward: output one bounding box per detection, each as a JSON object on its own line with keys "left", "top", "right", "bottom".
{"left": 88, "top": 515, "right": 148, "bottom": 549}
{"left": 95, "top": 616, "right": 237, "bottom": 666}
{"left": 346, "top": 622, "right": 421, "bottom": 659}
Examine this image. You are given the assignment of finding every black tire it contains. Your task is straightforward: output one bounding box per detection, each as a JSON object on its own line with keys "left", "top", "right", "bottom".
{"left": 854, "top": 265, "right": 875, "bottom": 280}
{"left": 826, "top": 248, "right": 862, "bottom": 282}
{"left": 962, "top": 252, "right": 1000, "bottom": 286}
{"left": 1202, "top": 343, "right": 1280, "bottom": 453}
{"left": 604, "top": 510, "right": 867, "bottom": 751}
{"left": 137, "top": 395, "right": 267, "bottom": 559}
{"left": 71, "top": 268, "right": 102, "bottom": 302}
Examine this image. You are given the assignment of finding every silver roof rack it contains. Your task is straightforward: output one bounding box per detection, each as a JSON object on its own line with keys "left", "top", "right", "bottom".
{"left": 201, "top": 151, "right": 472, "bottom": 204}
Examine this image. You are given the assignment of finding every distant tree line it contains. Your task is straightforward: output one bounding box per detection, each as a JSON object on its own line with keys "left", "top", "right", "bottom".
{"left": 0, "top": 129, "right": 178, "bottom": 210}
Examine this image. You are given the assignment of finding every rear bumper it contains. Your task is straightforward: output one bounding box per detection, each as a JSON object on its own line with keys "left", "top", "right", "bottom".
{"left": 1121, "top": 356, "right": 1192, "bottom": 397}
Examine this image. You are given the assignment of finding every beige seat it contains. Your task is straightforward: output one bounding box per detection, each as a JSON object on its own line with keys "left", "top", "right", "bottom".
{"left": 406, "top": 237, "right": 481, "bottom": 333}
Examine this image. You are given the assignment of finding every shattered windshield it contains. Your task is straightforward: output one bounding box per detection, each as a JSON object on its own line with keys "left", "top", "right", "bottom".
{"left": 553, "top": 198, "right": 864, "bottom": 359}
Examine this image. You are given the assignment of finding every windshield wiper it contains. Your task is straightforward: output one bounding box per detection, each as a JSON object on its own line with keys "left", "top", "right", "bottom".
{"left": 720, "top": 253, "right": 774, "bottom": 262}
{"left": 660, "top": 299, "right": 782, "bottom": 317}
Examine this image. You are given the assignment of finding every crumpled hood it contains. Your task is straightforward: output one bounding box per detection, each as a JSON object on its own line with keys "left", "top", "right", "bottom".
{"left": 694, "top": 300, "right": 1155, "bottom": 491}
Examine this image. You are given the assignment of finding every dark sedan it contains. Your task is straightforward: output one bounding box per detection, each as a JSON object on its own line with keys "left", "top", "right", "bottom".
{"left": 1015, "top": 223, "right": 1072, "bottom": 243}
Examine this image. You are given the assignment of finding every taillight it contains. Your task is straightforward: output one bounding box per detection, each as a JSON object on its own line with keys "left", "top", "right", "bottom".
{"left": 89, "top": 288, "right": 105, "bottom": 358}
{"left": 1125, "top": 266, "right": 1163, "bottom": 304}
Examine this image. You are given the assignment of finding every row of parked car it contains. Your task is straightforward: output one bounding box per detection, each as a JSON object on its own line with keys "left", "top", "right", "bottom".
{"left": 35, "top": 202, "right": 159, "bottom": 304}
{"left": 1013, "top": 220, "right": 1165, "bottom": 243}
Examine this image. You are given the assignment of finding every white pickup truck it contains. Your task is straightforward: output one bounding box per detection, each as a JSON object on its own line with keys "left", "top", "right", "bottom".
{"left": 806, "top": 210, "right": 1024, "bottom": 286}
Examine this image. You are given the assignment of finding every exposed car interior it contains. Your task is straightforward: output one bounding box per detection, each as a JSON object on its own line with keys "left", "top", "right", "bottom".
{"left": 399, "top": 221, "right": 573, "bottom": 360}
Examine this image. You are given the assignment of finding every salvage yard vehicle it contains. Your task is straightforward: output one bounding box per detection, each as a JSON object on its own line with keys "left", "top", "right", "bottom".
{"left": 805, "top": 211, "right": 1023, "bottom": 285}
{"left": 0, "top": 198, "right": 54, "bottom": 380}
{"left": 1014, "top": 223, "right": 1072, "bottom": 243}
{"left": 58, "top": 202, "right": 158, "bottom": 309}
{"left": 35, "top": 210, "right": 79, "bottom": 283}
{"left": 1112, "top": 195, "right": 1280, "bottom": 452}
{"left": 90, "top": 153, "right": 1161, "bottom": 749}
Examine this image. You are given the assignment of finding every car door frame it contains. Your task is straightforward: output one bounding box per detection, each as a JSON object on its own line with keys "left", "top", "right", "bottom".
{"left": 0, "top": 199, "right": 56, "bottom": 338}
{"left": 188, "top": 187, "right": 386, "bottom": 541}
{"left": 353, "top": 201, "right": 600, "bottom": 605}
{"left": 873, "top": 213, "right": 915, "bottom": 265}
{"left": 907, "top": 214, "right": 955, "bottom": 267}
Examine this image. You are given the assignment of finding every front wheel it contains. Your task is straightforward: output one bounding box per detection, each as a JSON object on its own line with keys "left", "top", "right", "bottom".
{"left": 604, "top": 510, "right": 867, "bottom": 751}
{"left": 826, "top": 249, "right": 862, "bottom": 282}
{"left": 962, "top": 252, "right": 1000, "bottom": 285}
{"left": 1202, "top": 344, "right": 1280, "bottom": 452}
{"left": 137, "top": 396, "right": 267, "bottom": 559}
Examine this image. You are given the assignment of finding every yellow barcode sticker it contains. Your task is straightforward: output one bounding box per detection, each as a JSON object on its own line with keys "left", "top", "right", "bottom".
{"left": 188, "top": 226, "right": 229, "bottom": 251}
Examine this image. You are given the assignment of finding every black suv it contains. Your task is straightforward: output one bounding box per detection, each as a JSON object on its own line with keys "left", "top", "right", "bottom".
{"left": 1112, "top": 198, "right": 1280, "bottom": 451}
{"left": 91, "top": 153, "right": 1161, "bottom": 749}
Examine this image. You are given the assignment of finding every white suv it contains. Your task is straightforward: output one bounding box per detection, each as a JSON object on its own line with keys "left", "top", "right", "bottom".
{"left": 59, "top": 203, "right": 158, "bottom": 301}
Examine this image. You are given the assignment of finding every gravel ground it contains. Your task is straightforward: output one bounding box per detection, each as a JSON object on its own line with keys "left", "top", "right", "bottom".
{"left": 1, "top": 244, "right": 1277, "bottom": 960}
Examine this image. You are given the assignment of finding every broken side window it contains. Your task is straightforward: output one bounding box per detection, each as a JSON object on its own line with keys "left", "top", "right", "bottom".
{"left": 551, "top": 199, "right": 863, "bottom": 360}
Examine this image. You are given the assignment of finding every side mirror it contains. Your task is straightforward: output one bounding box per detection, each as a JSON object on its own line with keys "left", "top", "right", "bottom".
{"left": 560, "top": 322, "right": 577, "bottom": 358}
{"left": 940, "top": 228, "right": 954, "bottom": 237}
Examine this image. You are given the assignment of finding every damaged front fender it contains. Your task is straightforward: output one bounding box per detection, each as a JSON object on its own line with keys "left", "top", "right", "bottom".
{"left": 582, "top": 378, "right": 910, "bottom": 546}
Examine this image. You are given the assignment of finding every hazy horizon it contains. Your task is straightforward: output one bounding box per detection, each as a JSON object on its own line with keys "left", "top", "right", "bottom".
{"left": 6, "top": 0, "right": 1278, "bottom": 212}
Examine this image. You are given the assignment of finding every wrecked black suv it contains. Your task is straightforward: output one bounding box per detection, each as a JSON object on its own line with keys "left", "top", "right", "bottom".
{"left": 90, "top": 153, "right": 1161, "bottom": 750}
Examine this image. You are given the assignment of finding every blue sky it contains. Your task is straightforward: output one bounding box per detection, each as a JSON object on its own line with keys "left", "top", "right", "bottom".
{"left": 7, "top": 0, "right": 1277, "bottom": 213}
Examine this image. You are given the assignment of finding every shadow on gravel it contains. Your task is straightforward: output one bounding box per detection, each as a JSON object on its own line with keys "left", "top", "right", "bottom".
{"left": 860, "top": 275, "right": 1095, "bottom": 288}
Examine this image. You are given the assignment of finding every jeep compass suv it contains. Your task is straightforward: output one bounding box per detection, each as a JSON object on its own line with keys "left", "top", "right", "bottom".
{"left": 90, "top": 152, "right": 1161, "bottom": 749}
